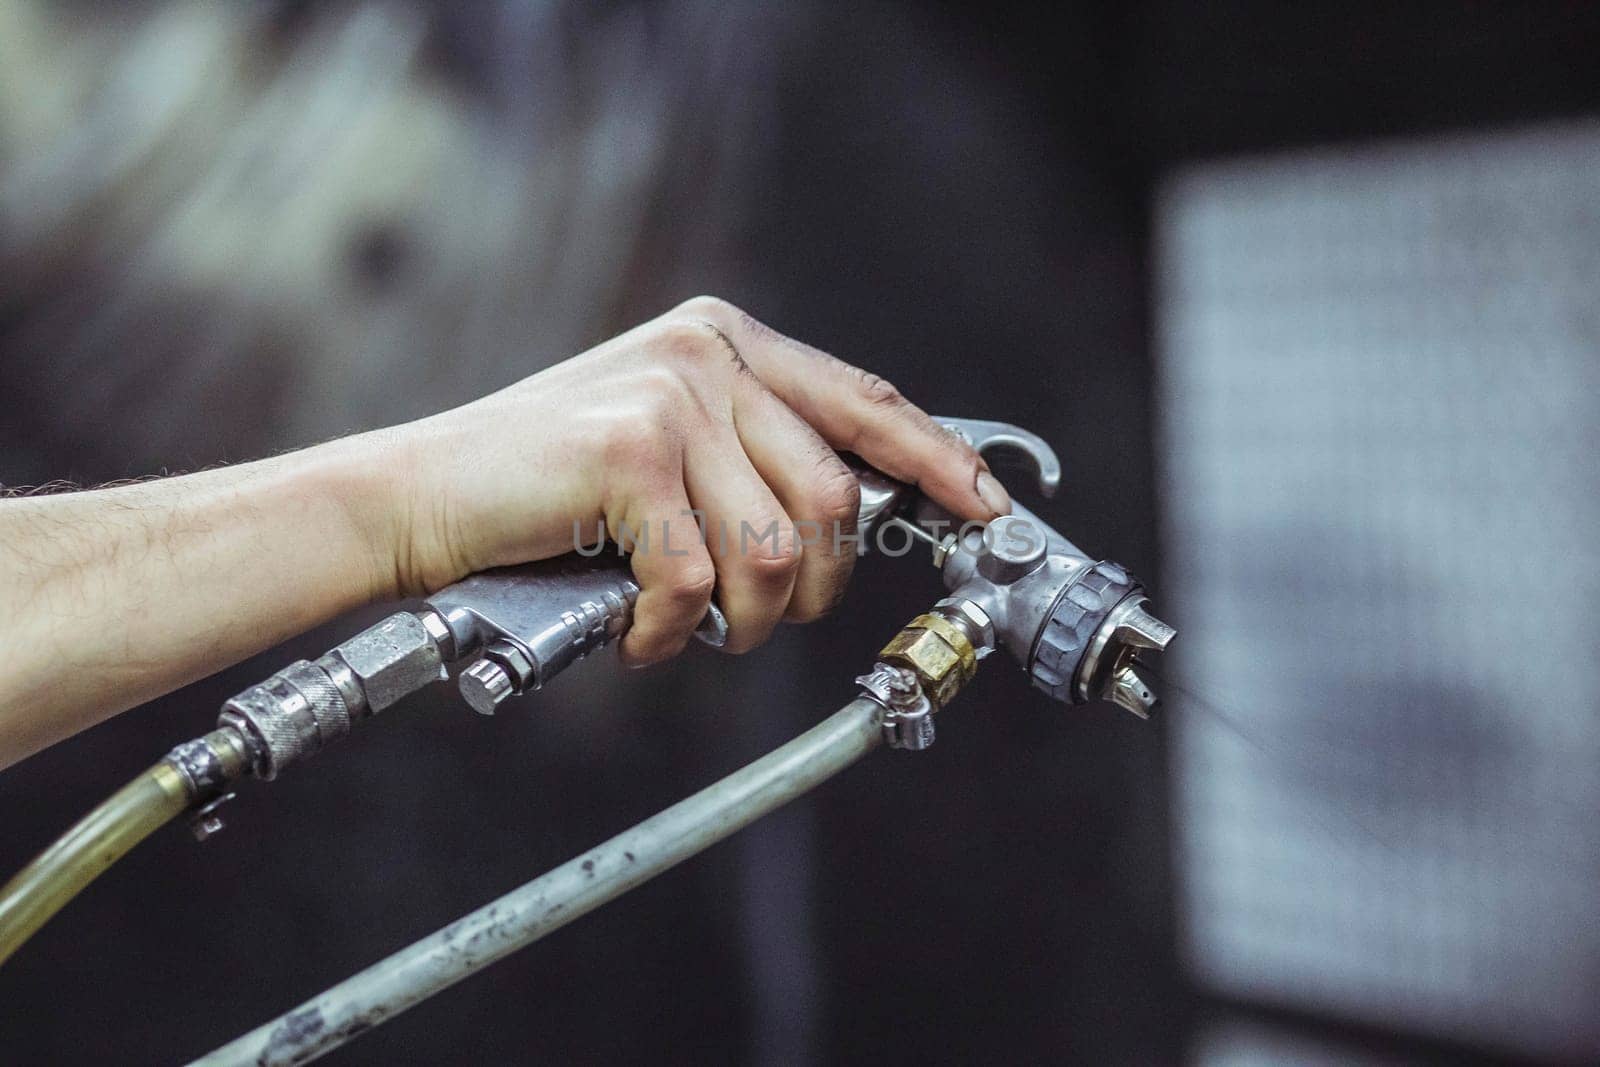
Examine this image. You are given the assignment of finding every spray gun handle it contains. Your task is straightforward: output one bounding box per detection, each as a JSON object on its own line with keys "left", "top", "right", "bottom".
{"left": 423, "top": 555, "right": 728, "bottom": 714}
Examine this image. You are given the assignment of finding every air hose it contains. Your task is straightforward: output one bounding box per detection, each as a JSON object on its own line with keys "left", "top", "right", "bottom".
{"left": 195, "top": 696, "right": 893, "bottom": 1066}
{"left": 195, "top": 603, "right": 984, "bottom": 1066}
{"left": 0, "top": 727, "right": 254, "bottom": 966}
{"left": 0, "top": 752, "right": 208, "bottom": 965}
{"left": 0, "top": 606, "right": 446, "bottom": 969}
{"left": 0, "top": 417, "right": 1176, "bottom": 1064}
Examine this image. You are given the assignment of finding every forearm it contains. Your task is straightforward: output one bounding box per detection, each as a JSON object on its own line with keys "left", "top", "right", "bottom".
{"left": 0, "top": 433, "right": 405, "bottom": 768}
{"left": 0, "top": 297, "right": 1004, "bottom": 770}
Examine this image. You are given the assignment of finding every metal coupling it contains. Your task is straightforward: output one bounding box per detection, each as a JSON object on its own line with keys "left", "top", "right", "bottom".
{"left": 860, "top": 598, "right": 990, "bottom": 750}
{"left": 217, "top": 611, "right": 448, "bottom": 780}
{"left": 875, "top": 602, "right": 986, "bottom": 710}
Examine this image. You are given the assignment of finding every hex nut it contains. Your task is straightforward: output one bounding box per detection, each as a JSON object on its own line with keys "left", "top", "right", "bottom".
{"left": 332, "top": 613, "right": 446, "bottom": 713}
{"left": 484, "top": 639, "right": 537, "bottom": 689}
{"left": 417, "top": 608, "right": 456, "bottom": 660}
{"left": 879, "top": 613, "right": 977, "bottom": 709}
{"left": 934, "top": 597, "right": 995, "bottom": 653}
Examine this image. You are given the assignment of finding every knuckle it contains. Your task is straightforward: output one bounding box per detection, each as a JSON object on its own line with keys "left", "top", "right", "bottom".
{"left": 738, "top": 537, "right": 803, "bottom": 587}
{"left": 788, "top": 468, "right": 859, "bottom": 626}
{"left": 855, "top": 369, "right": 906, "bottom": 409}
{"left": 636, "top": 364, "right": 696, "bottom": 413}
{"left": 663, "top": 560, "right": 717, "bottom": 608}
{"left": 652, "top": 321, "right": 747, "bottom": 385}
{"left": 810, "top": 459, "right": 862, "bottom": 529}
{"left": 599, "top": 410, "right": 674, "bottom": 472}
{"left": 599, "top": 427, "right": 650, "bottom": 472}
{"left": 674, "top": 294, "right": 741, "bottom": 325}
{"left": 652, "top": 320, "right": 722, "bottom": 366}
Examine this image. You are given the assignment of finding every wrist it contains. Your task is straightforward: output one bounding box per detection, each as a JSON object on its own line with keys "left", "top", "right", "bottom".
{"left": 286, "top": 429, "right": 418, "bottom": 606}
{"left": 335, "top": 415, "right": 483, "bottom": 600}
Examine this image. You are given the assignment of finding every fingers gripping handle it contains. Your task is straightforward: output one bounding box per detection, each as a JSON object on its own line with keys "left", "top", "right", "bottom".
{"left": 425, "top": 555, "right": 727, "bottom": 713}
{"left": 425, "top": 417, "right": 1057, "bottom": 713}
{"left": 211, "top": 418, "right": 1063, "bottom": 778}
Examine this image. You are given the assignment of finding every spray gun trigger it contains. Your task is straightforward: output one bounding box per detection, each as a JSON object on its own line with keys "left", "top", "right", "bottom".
{"left": 694, "top": 602, "right": 729, "bottom": 648}
{"left": 933, "top": 417, "right": 1062, "bottom": 499}
{"left": 847, "top": 417, "right": 1063, "bottom": 556}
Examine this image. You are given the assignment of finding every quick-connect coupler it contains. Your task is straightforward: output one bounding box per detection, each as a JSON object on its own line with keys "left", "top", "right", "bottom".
{"left": 200, "top": 553, "right": 728, "bottom": 795}
{"left": 215, "top": 611, "right": 450, "bottom": 782}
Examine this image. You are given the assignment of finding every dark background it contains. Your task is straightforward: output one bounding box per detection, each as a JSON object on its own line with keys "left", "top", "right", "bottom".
{"left": 2, "top": 2, "right": 1598, "bottom": 1064}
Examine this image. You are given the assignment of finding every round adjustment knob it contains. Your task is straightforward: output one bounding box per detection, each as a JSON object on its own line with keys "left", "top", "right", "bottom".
{"left": 459, "top": 658, "right": 514, "bottom": 715}
{"left": 977, "top": 514, "right": 1048, "bottom": 584}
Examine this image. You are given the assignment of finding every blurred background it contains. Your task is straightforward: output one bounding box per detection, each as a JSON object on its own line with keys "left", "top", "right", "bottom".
{"left": 0, "top": 2, "right": 1596, "bottom": 1063}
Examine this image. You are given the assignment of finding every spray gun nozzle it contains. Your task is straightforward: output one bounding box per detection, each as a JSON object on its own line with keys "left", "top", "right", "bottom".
{"left": 1071, "top": 594, "right": 1175, "bottom": 719}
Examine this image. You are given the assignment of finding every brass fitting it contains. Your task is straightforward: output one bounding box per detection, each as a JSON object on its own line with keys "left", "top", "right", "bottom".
{"left": 878, "top": 612, "right": 978, "bottom": 709}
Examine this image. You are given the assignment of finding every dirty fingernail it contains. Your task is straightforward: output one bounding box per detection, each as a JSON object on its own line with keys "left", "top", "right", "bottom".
{"left": 976, "top": 470, "right": 1011, "bottom": 517}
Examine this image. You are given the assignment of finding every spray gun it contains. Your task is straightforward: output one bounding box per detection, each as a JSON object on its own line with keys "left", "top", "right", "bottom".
{"left": 0, "top": 417, "right": 1175, "bottom": 1061}
{"left": 199, "top": 417, "right": 1170, "bottom": 790}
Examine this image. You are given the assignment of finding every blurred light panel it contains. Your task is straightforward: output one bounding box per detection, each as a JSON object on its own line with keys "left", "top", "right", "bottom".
{"left": 1155, "top": 123, "right": 1600, "bottom": 1061}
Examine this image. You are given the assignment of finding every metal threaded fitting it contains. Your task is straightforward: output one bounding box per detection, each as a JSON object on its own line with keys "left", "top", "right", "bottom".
{"left": 878, "top": 611, "right": 979, "bottom": 709}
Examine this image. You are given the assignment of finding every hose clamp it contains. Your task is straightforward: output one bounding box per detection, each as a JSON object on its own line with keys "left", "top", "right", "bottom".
{"left": 856, "top": 663, "right": 935, "bottom": 751}
{"left": 164, "top": 738, "right": 225, "bottom": 802}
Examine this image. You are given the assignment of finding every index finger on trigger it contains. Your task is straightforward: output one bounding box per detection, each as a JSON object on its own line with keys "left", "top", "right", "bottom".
{"left": 670, "top": 299, "right": 1009, "bottom": 522}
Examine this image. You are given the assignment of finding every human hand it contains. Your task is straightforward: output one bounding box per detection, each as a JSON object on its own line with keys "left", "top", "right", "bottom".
{"left": 388, "top": 296, "right": 1012, "bottom": 664}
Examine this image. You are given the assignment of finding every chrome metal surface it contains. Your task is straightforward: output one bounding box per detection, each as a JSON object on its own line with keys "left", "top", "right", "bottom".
{"left": 852, "top": 464, "right": 910, "bottom": 553}
{"left": 458, "top": 659, "right": 514, "bottom": 716}
{"left": 330, "top": 613, "right": 447, "bottom": 714}
{"left": 1073, "top": 594, "right": 1175, "bottom": 716}
{"left": 426, "top": 554, "right": 727, "bottom": 700}
{"left": 933, "top": 596, "right": 995, "bottom": 656}
{"left": 936, "top": 508, "right": 1174, "bottom": 717}
{"left": 847, "top": 417, "right": 1062, "bottom": 552}
{"left": 935, "top": 416, "right": 1061, "bottom": 498}
{"left": 976, "top": 513, "right": 1048, "bottom": 584}
{"left": 217, "top": 612, "right": 447, "bottom": 779}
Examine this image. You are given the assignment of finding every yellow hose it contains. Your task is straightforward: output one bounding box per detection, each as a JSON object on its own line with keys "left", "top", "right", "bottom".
{"left": 0, "top": 761, "right": 191, "bottom": 967}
